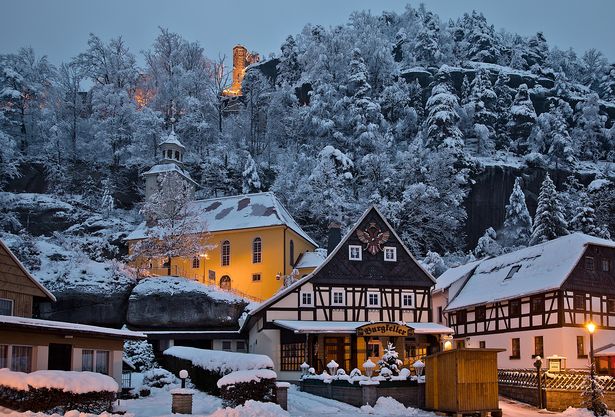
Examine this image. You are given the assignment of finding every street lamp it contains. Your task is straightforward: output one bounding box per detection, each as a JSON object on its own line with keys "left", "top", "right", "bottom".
{"left": 586, "top": 321, "right": 598, "bottom": 408}
{"left": 533, "top": 356, "right": 543, "bottom": 409}
{"left": 179, "top": 369, "right": 189, "bottom": 389}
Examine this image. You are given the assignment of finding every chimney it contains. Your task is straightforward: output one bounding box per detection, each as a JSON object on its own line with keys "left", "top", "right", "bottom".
{"left": 327, "top": 222, "right": 341, "bottom": 255}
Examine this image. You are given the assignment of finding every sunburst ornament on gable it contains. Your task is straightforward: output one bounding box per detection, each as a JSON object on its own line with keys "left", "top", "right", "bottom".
{"left": 356, "top": 222, "right": 390, "bottom": 255}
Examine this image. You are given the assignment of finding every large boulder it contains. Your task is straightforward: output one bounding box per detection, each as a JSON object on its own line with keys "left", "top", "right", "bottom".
{"left": 127, "top": 277, "right": 248, "bottom": 329}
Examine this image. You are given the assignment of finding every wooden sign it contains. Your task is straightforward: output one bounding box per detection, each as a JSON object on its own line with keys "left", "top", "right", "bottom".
{"left": 357, "top": 322, "right": 412, "bottom": 337}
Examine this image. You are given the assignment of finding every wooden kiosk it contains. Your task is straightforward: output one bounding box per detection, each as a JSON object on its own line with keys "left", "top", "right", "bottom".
{"left": 425, "top": 348, "right": 504, "bottom": 417}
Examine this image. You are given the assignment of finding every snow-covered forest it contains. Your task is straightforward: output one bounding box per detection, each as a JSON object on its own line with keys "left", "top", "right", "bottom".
{"left": 2, "top": 3, "right": 615, "bottom": 268}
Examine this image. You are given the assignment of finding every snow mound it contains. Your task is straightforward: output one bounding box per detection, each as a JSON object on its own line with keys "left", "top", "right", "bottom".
{"left": 0, "top": 369, "right": 119, "bottom": 394}
{"left": 359, "top": 396, "right": 423, "bottom": 416}
{"left": 217, "top": 369, "right": 277, "bottom": 388}
{"left": 132, "top": 276, "right": 247, "bottom": 303}
{"left": 164, "top": 346, "right": 274, "bottom": 374}
{"left": 207, "top": 400, "right": 289, "bottom": 417}
{"left": 588, "top": 178, "right": 611, "bottom": 192}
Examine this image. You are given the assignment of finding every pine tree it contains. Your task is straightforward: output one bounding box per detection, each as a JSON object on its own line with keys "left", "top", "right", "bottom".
{"left": 508, "top": 84, "right": 536, "bottom": 152}
{"left": 377, "top": 342, "right": 403, "bottom": 377}
{"left": 493, "top": 72, "right": 514, "bottom": 149}
{"left": 415, "top": 9, "right": 441, "bottom": 66}
{"left": 572, "top": 94, "right": 607, "bottom": 161}
{"left": 422, "top": 251, "right": 448, "bottom": 277}
{"left": 529, "top": 173, "right": 569, "bottom": 245}
{"left": 583, "top": 363, "right": 608, "bottom": 417}
{"left": 600, "top": 65, "right": 615, "bottom": 101}
{"left": 474, "top": 227, "right": 502, "bottom": 258}
{"left": 502, "top": 177, "right": 533, "bottom": 246}
{"left": 425, "top": 72, "right": 463, "bottom": 150}
{"left": 570, "top": 202, "right": 611, "bottom": 239}
{"left": 242, "top": 152, "right": 262, "bottom": 194}
{"left": 525, "top": 32, "right": 548, "bottom": 68}
{"left": 277, "top": 35, "right": 301, "bottom": 87}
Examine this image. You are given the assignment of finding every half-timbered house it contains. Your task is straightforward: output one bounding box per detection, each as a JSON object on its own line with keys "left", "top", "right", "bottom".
{"left": 434, "top": 233, "right": 615, "bottom": 371}
{"left": 242, "top": 206, "right": 453, "bottom": 380}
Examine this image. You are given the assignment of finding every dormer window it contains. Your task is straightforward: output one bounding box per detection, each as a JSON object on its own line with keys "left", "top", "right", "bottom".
{"left": 384, "top": 247, "right": 397, "bottom": 262}
{"left": 349, "top": 245, "right": 362, "bottom": 261}
{"left": 505, "top": 265, "right": 521, "bottom": 280}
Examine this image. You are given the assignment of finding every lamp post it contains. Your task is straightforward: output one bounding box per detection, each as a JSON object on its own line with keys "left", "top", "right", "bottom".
{"left": 533, "top": 356, "right": 543, "bottom": 409}
{"left": 179, "top": 369, "right": 189, "bottom": 389}
{"left": 586, "top": 321, "right": 597, "bottom": 408}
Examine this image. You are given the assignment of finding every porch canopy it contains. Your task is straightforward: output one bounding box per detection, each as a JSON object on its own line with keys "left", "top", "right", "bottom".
{"left": 273, "top": 320, "right": 453, "bottom": 335}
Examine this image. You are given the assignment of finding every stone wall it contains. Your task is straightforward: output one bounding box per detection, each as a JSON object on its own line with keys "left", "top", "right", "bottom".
{"left": 300, "top": 380, "right": 425, "bottom": 408}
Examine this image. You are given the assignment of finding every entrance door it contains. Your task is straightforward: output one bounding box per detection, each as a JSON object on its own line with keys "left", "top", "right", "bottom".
{"left": 48, "top": 343, "right": 72, "bottom": 371}
{"left": 324, "top": 337, "right": 347, "bottom": 372}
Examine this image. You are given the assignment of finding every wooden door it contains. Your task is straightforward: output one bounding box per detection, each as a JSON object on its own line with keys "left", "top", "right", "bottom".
{"left": 48, "top": 343, "right": 72, "bottom": 371}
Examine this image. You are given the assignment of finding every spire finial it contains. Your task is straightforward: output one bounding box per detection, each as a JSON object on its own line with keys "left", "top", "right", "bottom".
{"left": 170, "top": 99, "right": 177, "bottom": 131}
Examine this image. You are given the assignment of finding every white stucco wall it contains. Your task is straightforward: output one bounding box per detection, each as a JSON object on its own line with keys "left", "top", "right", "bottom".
{"left": 460, "top": 327, "right": 615, "bottom": 369}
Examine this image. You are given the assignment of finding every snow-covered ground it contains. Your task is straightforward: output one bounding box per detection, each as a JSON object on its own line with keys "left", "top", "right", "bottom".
{"left": 2, "top": 385, "right": 614, "bottom": 417}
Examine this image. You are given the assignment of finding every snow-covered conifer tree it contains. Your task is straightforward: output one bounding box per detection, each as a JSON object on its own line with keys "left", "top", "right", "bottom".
{"left": 529, "top": 173, "right": 569, "bottom": 245}
{"left": 507, "top": 84, "right": 536, "bottom": 151}
{"left": 572, "top": 94, "right": 607, "bottom": 161}
{"left": 422, "top": 251, "right": 448, "bottom": 278}
{"left": 501, "top": 177, "right": 532, "bottom": 246}
{"left": 242, "top": 152, "right": 262, "bottom": 194}
{"left": 425, "top": 72, "right": 463, "bottom": 150}
{"left": 474, "top": 227, "right": 502, "bottom": 258}
{"left": 377, "top": 342, "right": 403, "bottom": 377}
{"left": 570, "top": 203, "right": 611, "bottom": 239}
{"left": 277, "top": 35, "right": 301, "bottom": 87}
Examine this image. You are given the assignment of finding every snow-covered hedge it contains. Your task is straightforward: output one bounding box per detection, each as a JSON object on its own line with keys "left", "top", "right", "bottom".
{"left": 163, "top": 346, "right": 274, "bottom": 395}
{"left": 0, "top": 369, "right": 117, "bottom": 413}
{"left": 217, "top": 369, "right": 277, "bottom": 408}
{"left": 164, "top": 346, "right": 274, "bottom": 374}
{"left": 0, "top": 369, "right": 118, "bottom": 393}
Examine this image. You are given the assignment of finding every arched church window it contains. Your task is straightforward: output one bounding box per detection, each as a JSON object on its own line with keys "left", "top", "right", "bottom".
{"left": 221, "top": 240, "right": 230, "bottom": 266}
{"left": 192, "top": 257, "right": 200, "bottom": 269}
{"left": 252, "top": 237, "right": 262, "bottom": 264}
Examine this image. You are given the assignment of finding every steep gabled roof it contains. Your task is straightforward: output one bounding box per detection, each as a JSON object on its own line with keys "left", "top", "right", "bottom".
{"left": 126, "top": 192, "right": 317, "bottom": 246}
{"left": 142, "top": 163, "right": 198, "bottom": 186}
{"left": 245, "top": 205, "right": 435, "bottom": 323}
{"left": 445, "top": 233, "right": 615, "bottom": 311}
{"left": 0, "top": 240, "right": 56, "bottom": 302}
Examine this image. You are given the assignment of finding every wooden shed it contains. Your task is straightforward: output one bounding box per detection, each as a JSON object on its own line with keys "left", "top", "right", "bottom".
{"left": 425, "top": 348, "right": 503, "bottom": 417}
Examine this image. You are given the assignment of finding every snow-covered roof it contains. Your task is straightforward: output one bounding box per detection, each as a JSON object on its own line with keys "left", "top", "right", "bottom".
{"left": 0, "top": 315, "right": 146, "bottom": 340}
{"left": 159, "top": 128, "right": 185, "bottom": 149}
{"left": 294, "top": 250, "right": 326, "bottom": 269}
{"left": 595, "top": 344, "right": 615, "bottom": 357}
{"left": 445, "top": 233, "right": 615, "bottom": 311}
{"left": 273, "top": 320, "right": 453, "bottom": 335}
{"left": 126, "top": 192, "right": 317, "bottom": 246}
{"left": 142, "top": 163, "right": 198, "bottom": 185}
{"left": 433, "top": 259, "right": 482, "bottom": 293}
{"left": 130, "top": 276, "right": 247, "bottom": 304}
{"left": 0, "top": 239, "right": 56, "bottom": 302}
{"left": 0, "top": 368, "right": 119, "bottom": 393}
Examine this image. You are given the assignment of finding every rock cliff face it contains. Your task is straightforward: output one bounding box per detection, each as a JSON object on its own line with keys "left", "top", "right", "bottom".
{"left": 125, "top": 277, "right": 249, "bottom": 330}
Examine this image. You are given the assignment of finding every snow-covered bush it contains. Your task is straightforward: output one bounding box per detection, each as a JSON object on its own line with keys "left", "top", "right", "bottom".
{"left": 142, "top": 368, "right": 176, "bottom": 388}
{"left": 123, "top": 339, "right": 156, "bottom": 371}
{"left": 217, "top": 369, "right": 277, "bottom": 408}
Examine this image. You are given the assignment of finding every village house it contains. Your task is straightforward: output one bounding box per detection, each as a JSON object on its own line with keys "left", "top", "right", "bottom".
{"left": 433, "top": 233, "right": 615, "bottom": 373}
{"left": 240, "top": 206, "right": 453, "bottom": 380}
{"left": 0, "top": 239, "right": 145, "bottom": 387}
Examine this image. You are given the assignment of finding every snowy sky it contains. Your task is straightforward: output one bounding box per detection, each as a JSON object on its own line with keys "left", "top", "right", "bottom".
{"left": 1, "top": 0, "right": 614, "bottom": 65}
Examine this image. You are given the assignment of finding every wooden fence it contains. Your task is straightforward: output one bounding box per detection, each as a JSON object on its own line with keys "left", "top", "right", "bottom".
{"left": 498, "top": 369, "right": 615, "bottom": 391}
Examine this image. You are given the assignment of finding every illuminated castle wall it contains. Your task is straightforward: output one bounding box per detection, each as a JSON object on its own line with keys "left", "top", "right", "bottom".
{"left": 223, "top": 45, "right": 260, "bottom": 97}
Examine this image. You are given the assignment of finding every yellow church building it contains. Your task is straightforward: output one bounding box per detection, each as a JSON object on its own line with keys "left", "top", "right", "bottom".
{"left": 126, "top": 192, "right": 319, "bottom": 301}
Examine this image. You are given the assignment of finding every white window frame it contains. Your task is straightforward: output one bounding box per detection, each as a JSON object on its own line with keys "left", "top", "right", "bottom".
{"left": 348, "top": 245, "right": 362, "bottom": 261}
{"left": 0, "top": 298, "right": 14, "bottom": 316}
{"left": 367, "top": 291, "right": 380, "bottom": 308}
{"left": 402, "top": 292, "right": 415, "bottom": 309}
{"left": 383, "top": 246, "right": 397, "bottom": 262}
{"left": 332, "top": 290, "right": 345, "bottom": 306}
{"left": 300, "top": 292, "right": 313, "bottom": 307}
